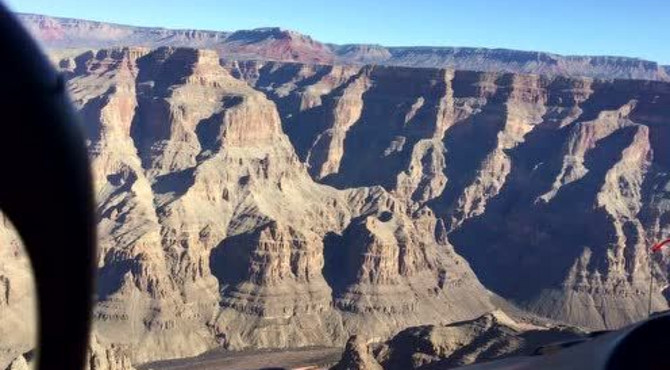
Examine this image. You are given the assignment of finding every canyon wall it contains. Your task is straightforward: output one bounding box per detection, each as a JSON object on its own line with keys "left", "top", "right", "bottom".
{"left": 229, "top": 60, "right": 670, "bottom": 330}
{"left": 0, "top": 47, "right": 498, "bottom": 364}
{"left": 0, "top": 44, "right": 669, "bottom": 366}
{"left": 19, "top": 13, "right": 670, "bottom": 81}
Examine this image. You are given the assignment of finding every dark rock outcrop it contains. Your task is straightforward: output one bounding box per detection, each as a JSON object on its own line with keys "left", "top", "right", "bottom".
{"left": 233, "top": 61, "right": 670, "bottom": 331}
{"left": 332, "top": 310, "right": 586, "bottom": 370}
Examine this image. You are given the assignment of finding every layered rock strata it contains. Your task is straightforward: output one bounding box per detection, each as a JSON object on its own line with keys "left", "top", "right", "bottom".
{"left": 19, "top": 13, "right": 670, "bottom": 81}
{"left": 232, "top": 61, "right": 670, "bottom": 330}
{"left": 0, "top": 47, "right": 495, "bottom": 363}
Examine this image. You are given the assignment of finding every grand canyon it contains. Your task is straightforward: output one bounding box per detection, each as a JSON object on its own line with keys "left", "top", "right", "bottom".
{"left": 0, "top": 13, "right": 668, "bottom": 370}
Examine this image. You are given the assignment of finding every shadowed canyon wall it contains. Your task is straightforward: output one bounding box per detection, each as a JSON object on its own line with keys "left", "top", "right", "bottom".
{"left": 229, "top": 59, "right": 670, "bottom": 330}
{"left": 0, "top": 45, "right": 669, "bottom": 367}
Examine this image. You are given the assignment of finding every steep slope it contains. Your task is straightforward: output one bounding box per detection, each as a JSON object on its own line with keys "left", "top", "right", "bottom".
{"left": 332, "top": 310, "right": 586, "bottom": 370}
{"left": 0, "top": 217, "right": 35, "bottom": 369}
{"left": 232, "top": 61, "right": 670, "bottom": 330}
{"left": 5, "top": 335, "right": 136, "bottom": 370}
{"left": 0, "top": 47, "right": 496, "bottom": 364}
{"left": 18, "top": 13, "right": 670, "bottom": 81}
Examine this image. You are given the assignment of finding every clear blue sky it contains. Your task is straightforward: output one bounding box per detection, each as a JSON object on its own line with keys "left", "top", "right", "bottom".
{"left": 6, "top": 0, "right": 670, "bottom": 64}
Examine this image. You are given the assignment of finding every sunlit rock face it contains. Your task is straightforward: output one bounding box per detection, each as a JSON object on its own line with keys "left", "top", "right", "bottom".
{"left": 1, "top": 40, "right": 669, "bottom": 366}
{"left": 0, "top": 216, "right": 35, "bottom": 369}
{"left": 0, "top": 47, "right": 495, "bottom": 363}
{"left": 233, "top": 60, "right": 670, "bottom": 330}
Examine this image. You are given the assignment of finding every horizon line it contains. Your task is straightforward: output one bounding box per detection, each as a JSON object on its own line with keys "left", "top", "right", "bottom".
{"left": 16, "top": 11, "right": 670, "bottom": 65}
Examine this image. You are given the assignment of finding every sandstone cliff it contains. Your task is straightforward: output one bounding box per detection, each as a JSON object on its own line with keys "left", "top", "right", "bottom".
{"left": 4, "top": 335, "right": 136, "bottom": 370}
{"left": 1, "top": 42, "right": 669, "bottom": 367}
{"left": 231, "top": 60, "right": 670, "bottom": 331}
{"left": 0, "top": 216, "right": 35, "bottom": 369}
{"left": 0, "top": 47, "right": 494, "bottom": 363}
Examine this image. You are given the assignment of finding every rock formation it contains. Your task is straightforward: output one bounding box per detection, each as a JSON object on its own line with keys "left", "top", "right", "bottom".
{"left": 86, "top": 335, "right": 136, "bottom": 370}
{"left": 4, "top": 336, "right": 136, "bottom": 370}
{"left": 17, "top": 13, "right": 229, "bottom": 50}
{"left": 0, "top": 15, "right": 667, "bottom": 367}
{"left": 0, "top": 216, "right": 35, "bottom": 370}
{"left": 4, "top": 356, "right": 29, "bottom": 370}
{"left": 18, "top": 13, "right": 670, "bottom": 81}
{"left": 332, "top": 310, "right": 586, "bottom": 370}
{"left": 0, "top": 47, "right": 497, "bottom": 363}
{"left": 331, "top": 335, "right": 383, "bottom": 370}
{"left": 231, "top": 61, "right": 670, "bottom": 331}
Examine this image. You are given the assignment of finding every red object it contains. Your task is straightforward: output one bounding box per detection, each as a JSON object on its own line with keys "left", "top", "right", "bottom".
{"left": 652, "top": 238, "right": 670, "bottom": 253}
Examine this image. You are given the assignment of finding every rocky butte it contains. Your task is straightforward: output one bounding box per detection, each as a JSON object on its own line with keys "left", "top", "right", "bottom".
{"left": 0, "top": 12, "right": 667, "bottom": 370}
